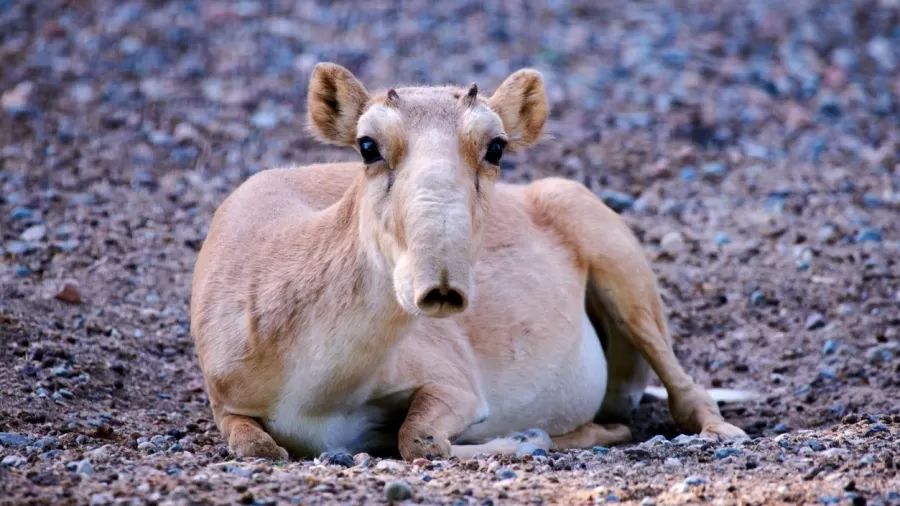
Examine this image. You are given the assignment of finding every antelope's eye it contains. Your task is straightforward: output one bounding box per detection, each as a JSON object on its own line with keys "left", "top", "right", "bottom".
{"left": 485, "top": 138, "right": 506, "bottom": 165}
{"left": 357, "top": 136, "right": 383, "bottom": 164}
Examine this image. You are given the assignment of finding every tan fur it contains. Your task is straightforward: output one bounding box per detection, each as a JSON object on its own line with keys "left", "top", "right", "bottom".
{"left": 190, "top": 63, "right": 750, "bottom": 462}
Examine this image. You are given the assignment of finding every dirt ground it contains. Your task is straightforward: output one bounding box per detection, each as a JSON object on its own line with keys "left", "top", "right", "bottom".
{"left": 1, "top": 0, "right": 898, "bottom": 505}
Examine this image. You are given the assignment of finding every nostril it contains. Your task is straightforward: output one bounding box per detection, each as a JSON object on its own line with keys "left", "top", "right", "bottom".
{"left": 443, "top": 289, "right": 464, "bottom": 309}
{"left": 420, "top": 287, "right": 466, "bottom": 311}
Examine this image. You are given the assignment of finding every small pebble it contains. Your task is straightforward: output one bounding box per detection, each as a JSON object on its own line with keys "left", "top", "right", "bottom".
{"left": 804, "top": 313, "right": 826, "bottom": 330}
{"left": 684, "top": 476, "right": 707, "bottom": 487}
{"left": 34, "top": 436, "right": 59, "bottom": 450}
{"left": 137, "top": 441, "right": 157, "bottom": 453}
{"left": 76, "top": 460, "right": 95, "bottom": 475}
{"left": 20, "top": 225, "right": 46, "bottom": 241}
{"left": 772, "top": 424, "right": 790, "bottom": 434}
{"left": 823, "top": 340, "right": 838, "bottom": 355}
{"left": 226, "top": 465, "right": 253, "bottom": 478}
{"left": 750, "top": 290, "right": 766, "bottom": 307}
{"left": 866, "top": 347, "right": 893, "bottom": 364}
{"left": 855, "top": 228, "right": 882, "bottom": 243}
{"left": 640, "top": 435, "right": 667, "bottom": 448}
{"left": 714, "top": 447, "right": 743, "bottom": 459}
{"left": 713, "top": 232, "right": 731, "bottom": 245}
{"left": 807, "top": 440, "right": 826, "bottom": 452}
{"left": 10, "top": 207, "right": 35, "bottom": 220}
{"left": 664, "top": 457, "right": 682, "bottom": 467}
{"left": 354, "top": 453, "right": 372, "bottom": 467}
{"left": 864, "top": 425, "right": 889, "bottom": 437}
{"left": 383, "top": 480, "right": 413, "bottom": 501}
{"left": 598, "top": 190, "right": 635, "bottom": 213}
{"left": 54, "top": 280, "right": 82, "bottom": 304}
{"left": 701, "top": 162, "right": 726, "bottom": 180}
{"left": 660, "top": 231, "right": 686, "bottom": 255}
{"left": 2, "top": 455, "right": 26, "bottom": 467}
{"left": 496, "top": 467, "right": 516, "bottom": 480}
{"left": 374, "top": 459, "right": 405, "bottom": 472}
{"left": 0, "top": 432, "right": 30, "bottom": 447}
{"left": 251, "top": 110, "right": 278, "bottom": 129}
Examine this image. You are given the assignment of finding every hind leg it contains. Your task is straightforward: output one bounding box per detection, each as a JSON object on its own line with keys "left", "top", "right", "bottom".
{"left": 526, "top": 179, "right": 747, "bottom": 441}
{"left": 588, "top": 287, "right": 653, "bottom": 423}
{"left": 551, "top": 423, "right": 632, "bottom": 450}
{"left": 598, "top": 287, "right": 747, "bottom": 440}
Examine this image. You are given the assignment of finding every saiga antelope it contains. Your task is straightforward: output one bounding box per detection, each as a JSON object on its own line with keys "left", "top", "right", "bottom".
{"left": 190, "top": 62, "right": 754, "bottom": 462}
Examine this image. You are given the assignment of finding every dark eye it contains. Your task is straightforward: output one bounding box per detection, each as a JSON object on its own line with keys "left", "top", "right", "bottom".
{"left": 484, "top": 138, "right": 506, "bottom": 165}
{"left": 357, "top": 136, "right": 383, "bottom": 164}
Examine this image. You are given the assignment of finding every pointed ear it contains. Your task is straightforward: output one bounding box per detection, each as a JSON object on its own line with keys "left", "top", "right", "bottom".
{"left": 488, "top": 69, "right": 549, "bottom": 151}
{"left": 306, "top": 62, "right": 371, "bottom": 146}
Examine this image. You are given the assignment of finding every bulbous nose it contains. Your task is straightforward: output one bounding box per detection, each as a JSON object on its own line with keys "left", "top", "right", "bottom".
{"left": 415, "top": 273, "right": 468, "bottom": 316}
{"left": 405, "top": 160, "right": 474, "bottom": 317}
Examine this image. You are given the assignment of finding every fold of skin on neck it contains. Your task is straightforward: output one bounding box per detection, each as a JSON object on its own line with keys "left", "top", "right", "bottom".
{"left": 245, "top": 175, "right": 415, "bottom": 418}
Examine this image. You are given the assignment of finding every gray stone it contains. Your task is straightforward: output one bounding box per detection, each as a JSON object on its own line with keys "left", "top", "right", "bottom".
{"left": 598, "top": 190, "right": 635, "bottom": 213}
{"left": 76, "top": 460, "right": 95, "bottom": 475}
{"left": 806, "top": 440, "right": 825, "bottom": 452}
{"left": 496, "top": 467, "right": 517, "bottom": 480}
{"left": 0, "top": 432, "right": 30, "bottom": 447}
{"left": 20, "top": 225, "right": 46, "bottom": 242}
{"left": 867, "top": 36, "right": 896, "bottom": 70}
{"left": 383, "top": 480, "right": 413, "bottom": 501}
{"left": 684, "top": 476, "right": 707, "bottom": 487}
{"left": 34, "top": 436, "right": 59, "bottom": 450}
{"left": 137, "top": 441, "right": 157, "bottom": 453}
{"left": 639, "top": 435, "right": 667, "bottom": 449}
{"left": 804, "top": 313, "right": 826, "bottom": 330}
{"left": 713, "top": 447, "right": 743, "bottom": 459}
{"left": 1, "top": 455, "right": 26, "bottom": 467}
{"left": 664, "top": 457, "right": 682, "bottom": 468}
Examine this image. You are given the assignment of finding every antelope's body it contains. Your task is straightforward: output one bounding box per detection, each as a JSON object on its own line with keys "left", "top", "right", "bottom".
{"left": 190, "top": 63, "right": 751, "bottom": 462}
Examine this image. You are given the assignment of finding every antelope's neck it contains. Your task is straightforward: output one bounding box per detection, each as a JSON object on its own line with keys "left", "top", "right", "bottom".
{"left": 280, "top": 178, "right": 412, "bottom": 409}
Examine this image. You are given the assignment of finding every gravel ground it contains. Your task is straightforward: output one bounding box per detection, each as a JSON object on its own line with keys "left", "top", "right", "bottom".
{"left": 1, "top": 0, "right": 899, "bottom": 504}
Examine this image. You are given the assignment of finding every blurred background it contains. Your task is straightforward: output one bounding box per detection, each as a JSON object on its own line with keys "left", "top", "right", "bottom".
{"left": 0, "top": 0, "right": 898, "bottom": 503}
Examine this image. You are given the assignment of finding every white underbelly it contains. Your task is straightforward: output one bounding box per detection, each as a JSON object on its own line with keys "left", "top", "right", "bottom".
{"left": 456, "top": 311, "right": 607, "bottom": 443}
{"left": 263, "top": 410, "right": 375, "bottom": 456}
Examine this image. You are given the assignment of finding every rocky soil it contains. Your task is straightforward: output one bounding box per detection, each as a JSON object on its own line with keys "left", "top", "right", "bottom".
{"left": 1, "top": 0, "right": 898, "bottom": 504}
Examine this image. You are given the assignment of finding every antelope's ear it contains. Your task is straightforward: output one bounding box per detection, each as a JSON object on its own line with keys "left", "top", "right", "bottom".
{"left": 307, "top": 62, "right": 371, "bottom": 146}
{"left": 488, "top": 69, "right": 549, "bottom": 151}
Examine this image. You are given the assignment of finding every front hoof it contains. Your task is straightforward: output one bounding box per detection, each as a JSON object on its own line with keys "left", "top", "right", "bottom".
{"left": 399, "top": 427, "right": 451, "bottom": 461}
{"left": 701, "top": 422, "right": 749, "bottom": 442}
{"left": 233, "top": 439, "right": 289, "bottom": 462}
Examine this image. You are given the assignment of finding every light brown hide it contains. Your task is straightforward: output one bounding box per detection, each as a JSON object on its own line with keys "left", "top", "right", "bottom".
{"left": 190, "top": 63, "right": 751, "bottom": 462}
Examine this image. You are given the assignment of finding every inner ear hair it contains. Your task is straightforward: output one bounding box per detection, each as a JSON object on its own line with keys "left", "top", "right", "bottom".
{"left": 488, "top": 69, "right": 549, "bottom": 151}
{"left": 306, "top": 62, "right": 371, "bottom": 146}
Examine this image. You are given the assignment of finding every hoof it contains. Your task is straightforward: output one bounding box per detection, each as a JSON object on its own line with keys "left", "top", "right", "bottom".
{"left": 700, "top": 422, "right": 749, "bottom": 442}
{"left": 231, "top": 437, "right": 289, "bottom": 462}
{"left": 399, "top": 426, "right": 451, "bottom": 461}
